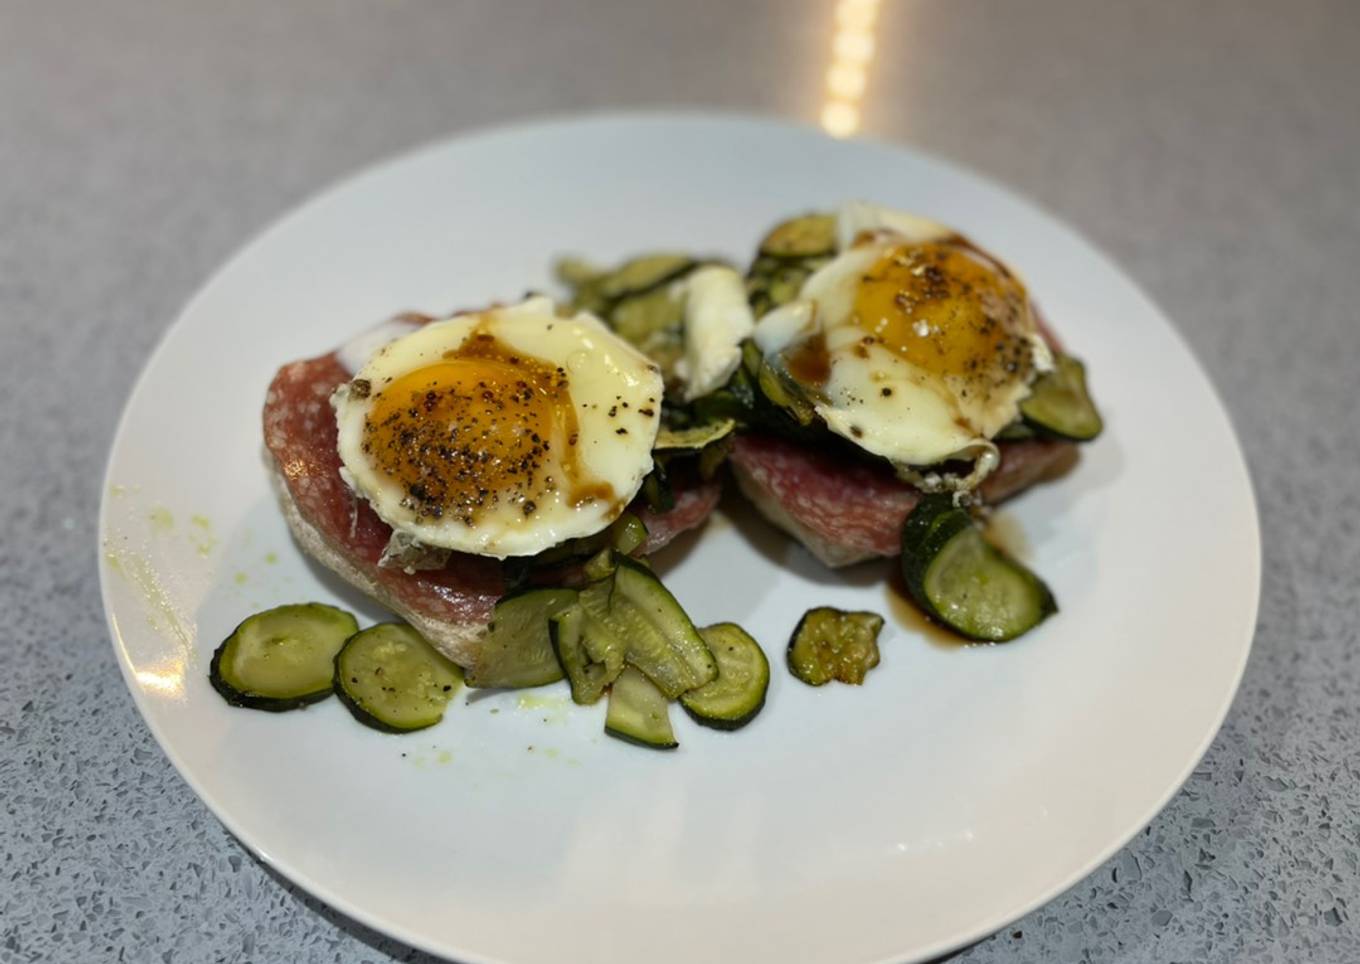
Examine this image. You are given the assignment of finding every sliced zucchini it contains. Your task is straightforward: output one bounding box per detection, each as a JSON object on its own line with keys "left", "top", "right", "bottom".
{"left": 655, "top": 417, "right": 737, "bottom": 452}
{"left": 786, "top": 607, "right": 884, "bottom": 686}
{"left": 746, "top": 255, "right": 831, "bottom": 317}
{"left": 900, "top": 495, "right": 1057, "bottom": 642}
{"left": 334, "top": 623, "right": 463, "bottom": 732}
{"left": 529, "top": 512, "right": 649, "bottom": 570}
{"left": 640, "top": 460, "right": 675, "bottom": 512}
{"left": 554, "top": 255, "right": 604, "bottom": 288}
{"left": 608, "top": 554, "right": 718, "bottom": 698}
{"left": 598, "top": 254, "right": 696, "bottom": 301}
{"left": 1020, "top": 354, "right": 1103, "bottom": 441}
{"left": 610, "top": 284, "right": 687, "bottom": 376}
{"left": 554, "top": 258, "right": 610, "bottom": 317}
{"left": 550, "top": 596, "right": 626, "bottom": 705}
{"left": 680, "top": 623, "right": 769, "bottom": 730}
{"left": 463, "top": 588, "right": 577, "bottom": 689}
{"left": 609, "top": 512, "right": 649, "bottom": 555}
{"left": 993, "top": 419, "right": 1036, "bottom": 441}
{"left": 756, "top": 357, "right": 818, "bottom": 426}
{"left": 758, "top": 213, "right": 837, "bottom": 259}
{"left": 610, "top": 279, "right": 684, "bottom": 337}
{"left": 697, "top": 434, "right": 735, "bottom": 480}
{"left": 604, "top": 667, "right": 677, "bottom": 750}
{"left": 209, "top": 603, "right": 358, "bottom": 711}
{"left": 582, "top": 547, "right": 617, "bottom": 582}
{"left": 655, "top": 416, "right": 736, "bottom": 481}
{"left": 577, "top": 578, "right": 631, "bottom": 668}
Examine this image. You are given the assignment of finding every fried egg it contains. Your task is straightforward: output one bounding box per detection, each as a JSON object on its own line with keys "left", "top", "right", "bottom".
{"left": 333, "top": 296, "right": 663, "bottom": 558}
{"left": 753, "top": 203, "right": 1053, "bottom": 490}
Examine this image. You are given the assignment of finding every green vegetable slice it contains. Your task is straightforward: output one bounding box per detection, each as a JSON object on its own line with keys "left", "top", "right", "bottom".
{"left": 608, "top": 555, "right": 718, "bottom": 698}
{"left": 758, "top": 213, "right": 837, "bottom": 259}
{"left": 610, "top": 513, "right": 650, "bottom": 555}
{"left": 554, "top": 255, "right": 603, "bottom": 288}
{"left": 655, "top": 417, "right": 737, "bottom": 452}
{"left": 209, "top": 603, "right": 358, "bottom": 711}
{"left": 786, "top": 607, "right": 884, "bottom": 686}
{"left": 680, "top": 623, "right": 769, "bottom": 729}
{"left": 993, "top": 420, "right": 1037, "bottom": 441}
{"left": 746, "top": 254, "right": 831, "bottom": 318}
{"left": 550, "top": 591, "right": 627, "bottom": 706}
{"left": 900, "top": 495, "right": 1057, "bottom": 642}
{"left": 1020, "top": 354, "right": 1103, "bottom": 441}
{"left": 463, "top": 588, "right": 578, "bottom": 689}
{"left": 597, "top": 254, "right": 696, "bottom": 301}
{"left": 640, "top": 460, "right": 675, "bottom": 512}
{"left": 756, "top": 358, "right": 818, "bottom": 426}
{"left": 609, "top": 285, "right": 687, "bottom": 375}
{"left": 334, "top": 623, "right": 463, "bottom": 732}
{"left": 529, "top": 512, "right": 650, "bottom": 570}
{"left": 604, "top": 667, "right": 678, "bottom": 749}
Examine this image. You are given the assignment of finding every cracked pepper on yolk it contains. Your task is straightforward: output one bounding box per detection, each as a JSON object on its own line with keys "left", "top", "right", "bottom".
{"left": 361, "top": 332, "right": 611, "bottom": 526}
{"left": 853, "top": 241, "right": 1034, "bottom": 383}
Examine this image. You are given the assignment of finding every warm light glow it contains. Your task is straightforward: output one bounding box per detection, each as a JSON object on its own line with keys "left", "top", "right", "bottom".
{"left": 837, "top": 0, "right": 880, "bottom": 30}
{"left": 820, "top": 0, "right": 881, "bottom": 139}
{"left": 826, "top": 63, "right": 867, "bottom": 99}
{"left": 833, "top": 30, "right": 875, "bottom": 64}
{"left": 821, "top": 102, "right": 861, "bottom": 138}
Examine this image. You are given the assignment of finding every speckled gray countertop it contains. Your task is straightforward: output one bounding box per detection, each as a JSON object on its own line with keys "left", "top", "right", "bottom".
{"left": 3, "top": 0, "right": 1357, "bottom": 961}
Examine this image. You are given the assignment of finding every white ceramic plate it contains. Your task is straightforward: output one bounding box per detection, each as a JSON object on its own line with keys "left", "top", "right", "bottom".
{"left": 99, "top": 114, "right": 1259, "bottom": 964}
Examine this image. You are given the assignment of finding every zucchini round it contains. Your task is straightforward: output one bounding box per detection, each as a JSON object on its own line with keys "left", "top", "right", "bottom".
{"left": 786, "top": 607, "right": 884, "bottom": 686}
{"left": 604, "top": 667, "right": 678, "bottom": 750}
{"left": 680, "top": 623, "right": 769, "bottom": 730}
{"left": 900, "top": 495, "right": 1057, "bottom": 642}
{"left": 609, "top": 555, "right": 718, "bottom": 698}
{"left": 654, "top": 417, "right": 737, "bottom": 452}
{"left": 549, "top": 593, "right": 626, "bottom": 706}
{"left": 334, "top": 623, "right": 463, "bottom": 733}
{"left": 463, "top": 587, "right": 577, "bottom": 689}
{"left": 209, "top": 603, "right": 358, "bottom": 711}
{"left": 758, "top": 213, "right": 837, "bottom": 259}
{"left": 1020, "top": 354, "right": 1103, "bottom": 441}
{"left": 597, "top": 254, "right": 696, "bottom": 301}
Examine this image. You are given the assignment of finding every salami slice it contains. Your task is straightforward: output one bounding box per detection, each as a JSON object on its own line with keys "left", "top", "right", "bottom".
{"left": 729, "top": 432, "right": 1075, "bottom": 566}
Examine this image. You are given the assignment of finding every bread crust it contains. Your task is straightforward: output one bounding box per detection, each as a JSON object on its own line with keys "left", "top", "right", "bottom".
{"left": 730, "top": 460, "right": 879, "bottom": 568}
{"left": 268, "top": 459, "right": 489, "bottom": 665}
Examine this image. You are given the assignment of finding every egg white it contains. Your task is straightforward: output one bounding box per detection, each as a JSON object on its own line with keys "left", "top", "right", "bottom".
{"left": 333, "top": 296, "right": 663, "bottom": 558}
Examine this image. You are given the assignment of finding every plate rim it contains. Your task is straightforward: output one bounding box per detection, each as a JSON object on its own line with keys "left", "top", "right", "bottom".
{"left": 98, "top": 108, "right": 1261, "bottom": 964}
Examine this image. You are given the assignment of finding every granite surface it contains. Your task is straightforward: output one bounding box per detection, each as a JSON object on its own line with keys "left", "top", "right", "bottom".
{"left": 2, "top": 0, "right": 1357, "bottom": 961}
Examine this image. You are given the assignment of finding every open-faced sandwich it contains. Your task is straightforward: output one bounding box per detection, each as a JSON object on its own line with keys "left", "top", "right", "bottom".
{"left": 233, "top": 291, "right": 762, "bottom": 746}
{"left": 561, "top": 201, "right": 1103, "bottom": 645}
{"left": 214, "top": 200, "right": 1100, "bottom": 749}
{"left": 262, "top": 296, "right": 719, "bottom": 660}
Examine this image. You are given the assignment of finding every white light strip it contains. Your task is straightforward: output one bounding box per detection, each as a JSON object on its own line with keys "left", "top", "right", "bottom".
{"left": 821, "top": 0, "right": 881, "bottom": 138}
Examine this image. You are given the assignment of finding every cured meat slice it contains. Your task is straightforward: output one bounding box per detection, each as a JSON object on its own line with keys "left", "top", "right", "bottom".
{"left": 729, "top": 432, "right": 1075, "bottom": 567}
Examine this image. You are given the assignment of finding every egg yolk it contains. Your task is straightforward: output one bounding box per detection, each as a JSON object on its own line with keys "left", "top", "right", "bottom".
{"left": 853, "top": 241, "right": 1034, "bottom": 381}
{"left": 360, "top": 332, "right": 611, "bottom": 526}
